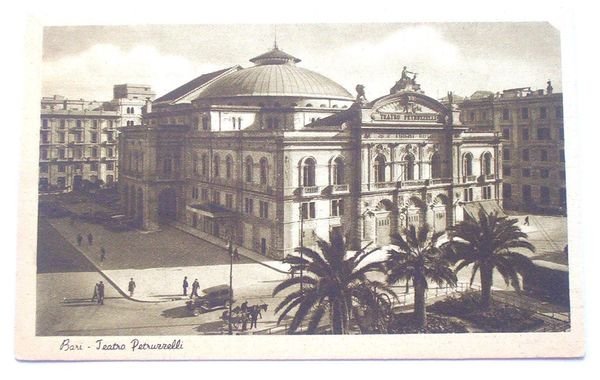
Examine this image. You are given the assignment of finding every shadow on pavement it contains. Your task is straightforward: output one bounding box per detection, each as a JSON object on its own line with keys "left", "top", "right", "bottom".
{"left": 161, "top": 306, "right": 194, "bottom": 319}
{"left": 195, "top": 321, "right": 225, "bottom": 334}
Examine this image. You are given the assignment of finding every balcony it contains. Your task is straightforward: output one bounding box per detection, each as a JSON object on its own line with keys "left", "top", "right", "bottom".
{"left": 485, "top": 173, "right": 496, "bottom": 181}
{"left": 400, "top": 179, "right": 428, "bottom": 188}
{"left": 373, "top": 181, "right": 397, "bottom": 190}
{"left": 462, "top": 175, "right": 477, "bottom": 183}
{"left": 299, "top": 186, "right": 320, "bottom": 197}
{"left": 330, "top": 184, "right": 350, "bottom": 194}
{"left": 429, "top": 178, "right": 453, "bottom": 186}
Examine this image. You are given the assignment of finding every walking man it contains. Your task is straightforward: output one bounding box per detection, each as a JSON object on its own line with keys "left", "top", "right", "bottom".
{"left": 182, "top": 276, "right": 189, "bottom": 296}
{"left": 250, "top": 307, "right": 259, "bottom": 329}
{"left": 77, "top": 234, "right": 83, "bottom": 247}
{"left": 128, "top": 278, "right": 136, "bottom": 297}
{"left": 191, "top": 279, "right": 200, "bottom": 298}
{"left": 87, "top": 232, "right": 93, "bottom": 245}
{"left": 100, "top": 247, "right": 106, "bottom": 262}
{"left": 97, "top": 281, "right": 105, "bottom": 305}
{"left": 524, "top": 216, "right": 530, "bottom": 226}
{"left": 91, "top": 282, "right": 99, "bottom": 303}
{"left": 233, "top": 247, "right": 240, "bottom": 261}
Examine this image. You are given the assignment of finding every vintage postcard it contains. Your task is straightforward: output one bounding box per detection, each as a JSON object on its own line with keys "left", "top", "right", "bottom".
{"left": 16, "top": 20, "right": 584, "bottom": 361}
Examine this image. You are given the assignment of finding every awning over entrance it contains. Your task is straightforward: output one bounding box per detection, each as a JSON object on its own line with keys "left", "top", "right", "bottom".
{"left": 187, "top": 203, "right": 235, "bottom": 219}
{"left": 463, "top": 200, "right": 506, "bottom": 221}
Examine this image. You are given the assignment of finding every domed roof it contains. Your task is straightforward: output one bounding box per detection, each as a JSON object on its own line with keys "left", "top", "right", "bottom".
{"left": 197, "top": 47, "right": 353, "bottom": 101}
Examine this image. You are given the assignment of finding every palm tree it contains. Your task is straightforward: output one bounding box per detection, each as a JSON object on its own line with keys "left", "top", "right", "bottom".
{"left": 444, "top": 210, "right": 535, "bottom": 310}
{"left": 385, "top": 223, "right": 457, "bottom": 328}
{"left": 272, "top": 231, "right": 385, "bottom": 334}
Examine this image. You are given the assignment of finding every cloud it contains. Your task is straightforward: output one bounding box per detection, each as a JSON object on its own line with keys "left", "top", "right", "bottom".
{"left": 42, "top": 44, "right": 221, "bottom": 100}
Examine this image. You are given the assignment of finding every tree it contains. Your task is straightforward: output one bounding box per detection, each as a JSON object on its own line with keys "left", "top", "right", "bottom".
{"left": 385, "top": 223, "right": 457, "bottom": 328}
{"left": 272, "top": 231, "right": 385, "bottom": 334}
{"left": 444, "top": 210, "right": 535, "bottom": 310}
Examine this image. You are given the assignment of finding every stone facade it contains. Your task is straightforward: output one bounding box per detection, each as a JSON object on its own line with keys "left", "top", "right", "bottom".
{"left": 119, "top": 47, "right": 502, "bottom": 259}
{"left": 459, "top": 84, "right": 565, "bottom": 214}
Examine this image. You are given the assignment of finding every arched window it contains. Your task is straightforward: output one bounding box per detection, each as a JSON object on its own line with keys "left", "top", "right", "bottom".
{"left": 332, "top": 156, "right": 345, "bottom": 185}
{"left": 245, "top": 157, "right": 254, "bottom": 183}
{"left": 302, "top": 158, "right": 316, "bottom": 187}
{"left": 404, "top": 154, "right": 415, "bottom": 181}
{"left": 482, "top": 152, "right": 493, "bottom": 175}
{"left": 374, "top": 155, "right": 387, "bottom": 183}
{"left": 463, "top": 153, "right": 473, "bottom": 176}
{"left": 431, "top": 153, "right": 441, "bottom": 179}
{"left": 259, "top": 157, "right": 268, "bottom": 185}
{"left": 201, "top": 154, "right": 208, "bottom": 177}
{"left": 213, "top": 154, "right": 220, "bottom": 177}
{"left": 225, "top": 155, "right": 233, "bottom": 179}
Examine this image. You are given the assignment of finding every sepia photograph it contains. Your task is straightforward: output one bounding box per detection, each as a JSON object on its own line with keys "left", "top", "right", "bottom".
{"left": 14, "top": 13, "right": 586, "bottom": 362}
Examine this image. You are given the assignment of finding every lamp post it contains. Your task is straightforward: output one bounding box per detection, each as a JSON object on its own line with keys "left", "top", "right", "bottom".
{"left": 228, "top": 240, "right": 233, "bottom": 335}
{"left": 299, "top": 202, "right": 304, "bottom": 292}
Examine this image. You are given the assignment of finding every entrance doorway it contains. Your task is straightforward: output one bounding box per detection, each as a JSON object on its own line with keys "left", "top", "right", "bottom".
{"left": 73, "top": 175, "right": 82, "bottom": 191}
{"left": 260, "top": 238, "right": 267, "bottom": 255}
{"left": 158, "top": 188, "right": 177, "bottom": 224}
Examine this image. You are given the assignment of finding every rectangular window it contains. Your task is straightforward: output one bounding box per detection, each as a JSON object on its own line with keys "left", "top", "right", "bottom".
{"left": 40, "top": 149, "right": 48, "bottom": 160}
{"left": 58, "top": 164, "right": 65, "bottom": 173}
{"left": 58, "top": 148, "right": 65, "bottom": 159}
{"left": 503, "top": 183, "right": 512, "bottom": 199}
{"left": 559, "top": 188, "right": 567, "bottom": 206}
{"left": 540, "top": 186, "right": 551, "bottom": 205}
{"left": 245, "top": 198, "right": 254, "bottom": 214}
{"left": 482, "top": 111, "right": 487, "bottom": 120}
{"left": 191, "top": 187, "right": 198, "bottom": 200}
{"left": 225, "top": 194, "right": 233, "bottom": 209}
{"left": 541, "top": 169, "right": 550, "bottom": 178}
{"left": 41, "top": 131, "right": 49, "bottom": 143}
{"left": 555, "top": 106, "right": 563, "bottom": 119}
{"left": 540, "top": 107, "right": 547, "bottom": 119}
{"left": 60, "top": 120, "right": 66, "bottom": 129}
{"left": 522, "top": 149, "right": 529, "bottom": 161}
{"left": 74, "top": 148, "right": 82, "bottom": 159}
{"left": 259, "top": 201, "right": 269, "bottom": 218}
{"left": 58, "top": 132, "right": 65, "bottom": 143}
{"left": 91, "top": 147, "right": 98, "bottom": 158}
{"left": 502, "top": 128, "right": 510, "bottom": 139}
{"left": 213, "top": 190, "right": 221, "bottom": 204}
{"left": 482, "top": 186, "right": 492, "bottom": 200}
{"left": 522, "top": 168, "right": 531, "bottom": 177}
{"left": 331, "top": 199, "right": 344, "bottom": 217}
{"left": 522, "top": 128, "right": 529, "bottom": 141}
{"left": 90, "top": 162, "right": 98, "bottom": 171}
{"left": 42, "top": 119, "right": 49, "bottom": 129}
{"left": 559, "top": 127, "right": 564, "bottom": 141}
{"left": 90, "top": 133, "right": 98, "bottom": 143}
{"left": 503, "top": 167, "right": 511, "bottom": 176}
{"left": 76, "top": 120, "right": 82, "bottom": 128}
{"left": 503, "top": 148, "right": 511, "bottom": 161}
{"left": 502, "top": 109, "right": 510, "bottom": 121}
{"left": 39, "top": 163, "right": 48, "bottom": 173}
{"left": 301, "top": 202, "right": 316, "bottom": 219}
{"left": 469, "top": 112, "right": 475, "bottom": 122}
{"left": 201, "top": 188, "right": 209, "bottom": 201}
{"left": 106, "top": 162, "right": 114, "bottom": 171}
{"left": 522, "top": 185, "right": 532, "bottom": 201}
{"left": 540, "top": 150, "right": 548, "bottom": 161}
{"left": 521, "top": 107, "right": 529, "bottom": 119}
{"left": 537, "top": 128, "right": 551, "bottom": 140}
{"left": 463, "top": 188, "right": 474, "bottom": 202}
{"left": 559, "top": 149, "right": 565, "bottom": 162}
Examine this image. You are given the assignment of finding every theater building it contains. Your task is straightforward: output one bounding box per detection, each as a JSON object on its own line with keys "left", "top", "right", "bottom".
{"left": 119, "top": 46, "right": 502, "bottom": 258}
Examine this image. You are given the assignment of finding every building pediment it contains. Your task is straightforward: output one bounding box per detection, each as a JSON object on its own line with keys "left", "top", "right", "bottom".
{"left": 366, "top": 91, "right": 449, "bottom": 124}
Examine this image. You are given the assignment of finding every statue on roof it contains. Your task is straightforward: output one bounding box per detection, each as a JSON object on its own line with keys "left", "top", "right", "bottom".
{"left": 390, "top": 66, "right": 420, "bottom": 94}
{"left": 355, "top": 84, "right": 368, "bottom": 105}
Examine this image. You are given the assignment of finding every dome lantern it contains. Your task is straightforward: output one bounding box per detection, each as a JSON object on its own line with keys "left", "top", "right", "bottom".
{"left": 249, "top": 46, "right": 302, "bottom": 66}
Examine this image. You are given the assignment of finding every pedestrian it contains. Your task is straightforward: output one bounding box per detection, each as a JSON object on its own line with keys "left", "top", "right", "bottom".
{"left": 100, "top": 247, "right": 106, "bottom": 262}
{"left": 77, "top": 234, "right": 83, "bottom": 247}
{"left": 97, "top": 281, "right": 105, "bottom": 305}
{"left": 250, "top": 307, "right": 259, "bottom": 329}
{"left": 191, "top": 279, "right": 200, "bottom": 298}
{"left": 524, "top": 216, "right": 530, "bottom": 226}
{"left": 87, "top": 233, "right": 93, "bottom": 245}
{"left": 182, "top": 276, "right": 189, "bottom": 296}
{"left": 128, "top": 278, "right": 136, "bottom": 297}
{"left": 91, "top": 282, "right": 98, "bottom": 303}
{"left": 233, "top": 247, "right": 240, "bottom": 261}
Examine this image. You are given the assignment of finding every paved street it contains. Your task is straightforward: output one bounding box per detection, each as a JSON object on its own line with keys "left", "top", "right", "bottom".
{"left": 36, "top": 215, "right": 289, "bottom": 335}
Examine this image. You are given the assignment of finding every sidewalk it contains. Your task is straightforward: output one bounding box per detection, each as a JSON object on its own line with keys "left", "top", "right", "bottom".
{"left": 44, "top": 215, "right": 288, "bottom": 303}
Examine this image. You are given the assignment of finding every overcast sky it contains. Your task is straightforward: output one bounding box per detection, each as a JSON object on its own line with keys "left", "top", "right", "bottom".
{"left": 42, "top": 23, "right": 562, "bottom": 102}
